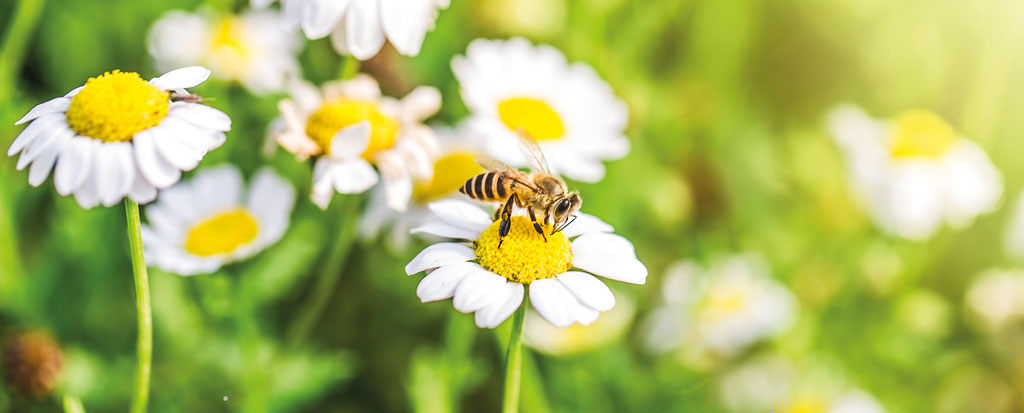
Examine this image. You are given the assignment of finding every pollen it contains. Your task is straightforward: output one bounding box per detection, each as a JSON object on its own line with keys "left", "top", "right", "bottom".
{"left": 412, "top": 152, "right": 482, "bottom": 204}
{"left": 305, "top": 99, "right": 400, "bottom": 160}
{"left": 498, "top": 97, "right": 565, "bottom": 141}
{"left": 183, "top": 209, "right": 259, "bottom": 257}
{"left": 888, "top": 110, "right": 956, "bottom": 159}
{"left": 475, "top": 216, "right": 572, "bottom": 284}
{"left": 66, "top": 70, "right": 169, "bottom": 142}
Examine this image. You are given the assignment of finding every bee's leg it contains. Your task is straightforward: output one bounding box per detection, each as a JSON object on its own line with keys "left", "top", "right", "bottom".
{"left": 497, "top": 194, "right": 517, "bottom": 248}
{"left": 527, "top": 206, "right": 547, "bottom": 242}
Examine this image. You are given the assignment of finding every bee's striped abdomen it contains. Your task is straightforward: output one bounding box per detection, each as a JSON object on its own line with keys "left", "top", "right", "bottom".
{"left": 460, "top": 172, "right": 509, "bottom": 201}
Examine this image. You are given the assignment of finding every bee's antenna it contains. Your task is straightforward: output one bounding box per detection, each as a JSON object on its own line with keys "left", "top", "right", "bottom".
{"left": 553, "top": 214, "right": 578, "bottom": 234}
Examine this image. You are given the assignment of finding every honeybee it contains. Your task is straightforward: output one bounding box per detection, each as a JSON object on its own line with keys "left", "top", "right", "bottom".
{"left": 459, "top": 131, "right": 582, "bottom": 247}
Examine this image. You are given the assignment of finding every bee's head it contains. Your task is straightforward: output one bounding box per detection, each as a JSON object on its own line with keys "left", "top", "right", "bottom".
{"left": 552, "top": 191, "right": 582, "bottom": 230}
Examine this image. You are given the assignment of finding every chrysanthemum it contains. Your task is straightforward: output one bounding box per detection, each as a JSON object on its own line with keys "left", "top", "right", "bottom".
{"left": 643, "top": 255, "right": 796, "bottom": 358}
{"left": 8, "top": 66, "right": 230, "bottom": 208}
{"left": 148, "top": 10, "right": 301, "bottom": 94}
{"left": 274, "top": 75, "right": 440, "bottom": 210}
{"left": 251, "top": 0, "right": 449, "bottom": 60}
{"left": 829, "top": 104, "right": 1002, "bottom": 240}
{"left": 405, "top": 199, "right": 646, "bottom": 329}
{"left": 360, "top": 124, "right": 484, "bottom": 251}
{"left": 141, "top": 165, "right": 295, "bottom": 275}
{"left": 452, "top": 37, "right": 630, "bottom": 182}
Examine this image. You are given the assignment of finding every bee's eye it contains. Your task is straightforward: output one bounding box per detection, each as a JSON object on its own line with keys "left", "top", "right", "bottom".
{"left": 556, "top": 199, "right": 571, "bottom": 216}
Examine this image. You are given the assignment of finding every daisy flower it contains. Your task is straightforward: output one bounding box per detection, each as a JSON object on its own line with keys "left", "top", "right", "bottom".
{"left": 643, "top": 255, "right": 796, "bottom": 359}
{"left": 829, "top": 104, "right": 1002, "bottom": 240}
{"left": 141, "top": 165, "right": 295, "bottom": 275}
{"left": 251, "top": 0, "right": 449, "bottom": 60}
{"left": 8, "top": 67, "right": 230, "bottom": 208}
{"left": 404, "top": 199, "right": 647, "bottom": 329}
{"left": 359, "top": 123, "right": 485, "bottom": 251}
{"left": 274, "top": 74, "right": 440, "bottom": 210}
{"left": 148, "top": 9, "right": 301, "bottom": 95}
{"left": 963, "top": 269, "right": 1024, "bottom": 332}
{"left": 452, "top": 37, "right": 630, "bottom": 182}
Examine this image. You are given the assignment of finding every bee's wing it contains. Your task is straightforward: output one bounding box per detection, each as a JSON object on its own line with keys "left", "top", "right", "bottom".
{"left": 516, "top": 128, "right": 552, "bottom": 174}
{"left": 475, "top": 154, "right": 542, "bottom": 193}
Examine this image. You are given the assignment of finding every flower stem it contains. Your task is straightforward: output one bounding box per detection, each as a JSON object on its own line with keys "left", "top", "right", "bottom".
{"left": 502, "top": 300, "right": 527, "bottom": 413}
{"left": 124, "top": 199, "right": 152, "bottom": 413}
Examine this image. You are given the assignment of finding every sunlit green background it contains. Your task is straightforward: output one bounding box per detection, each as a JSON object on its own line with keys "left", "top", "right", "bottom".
{"left": 2, "top": 0, "right": 1024, "bottom": 411}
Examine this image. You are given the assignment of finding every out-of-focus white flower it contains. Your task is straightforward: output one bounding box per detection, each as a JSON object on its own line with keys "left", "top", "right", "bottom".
{"left": 148, "top": 10, "right": 301, "bottom": 94}
{"left": 829, "top": 105, "right": 1002, "bottom": 240}
{"left": 642, "top": 254, "right": 796, "bottom": 360}
{"left": 8, "top": 67, "right": 229, "bottom": 208}
{"left": 142, "top": 165, "right": 295, "bottom": 275}
{"left": 405, "top": 200, "right": 646, "bottom": 329}
{"left": 964, "top": 269, "right": 1024, "bottom": 331}
{"left": 274, "top": 75, "right": 440, "bottom": 210}
{"left": 523, "top": 291, "right": 635, "bottom": 356}
{"left": 251, "top": 0, "right": 449, "bottom": 60}
{"left": 452, "top": 37, "right": 630, "bottom": 182}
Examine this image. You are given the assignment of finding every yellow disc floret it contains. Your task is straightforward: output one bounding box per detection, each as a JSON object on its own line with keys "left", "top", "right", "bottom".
{"left": 305, "top": 99, "right": 400, "bottom": 160}
{"left": 208, "top": 17, "right": 251, "bottom": 80}
{"left": 66, "top": 70, "right": 169, "bottom": 142}
{"left": 183, "top": 209, "right": 259, "bottom": 257}
{"left": 412, "top": 152, "right": 483, "bottom": 204}
{"left": 888, "top": 110, "right": 956, "bottom": 159}
{"left": 498, "top": 97, "right": 565, "bottom": 141}
{"left": 475, "top": 216, "right": 572, "bottom": 284}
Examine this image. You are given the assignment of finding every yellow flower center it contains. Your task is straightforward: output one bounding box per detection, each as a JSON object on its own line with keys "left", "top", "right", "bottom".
{"left": 66, "top": 71, "right": 169, "bottom": 142}
{"left": 208, "top": 17, "right": 251, "bottom": 79}
{"left": 703, "top": 286, "right": 749, "bottom": 320}
{"left": 782, "top": 396, "right": 827, "bottom": 413}
{"left": 475, "top": 216, "right": 572, "bottom": 284}
{"left": 305, "top": 99, "right": 399, "bottom": 160}
{"left": 412, "top": 152, "right": 483, "bottom": 204}
{"left": 183, "top": 209, "right": 259, "bottom": 257}
{"left": 888, "top": 110, "right": 956, "bottom": 159}
{"left": 497, "top": 97, "right": 565, "bottom": 141}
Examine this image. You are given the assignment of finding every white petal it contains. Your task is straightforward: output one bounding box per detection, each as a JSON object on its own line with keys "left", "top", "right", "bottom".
{"left": 426, "top": 199, "right": 492, "bottom": 234}
{"left": 247, "top": 167, "right": 296, "bottom": 242}
{"left": 54, "top": 137, "right": 94, "bottom": 195}
{"left": 171, "top": 102, "right": 232, "bottom": 132}
{"left": 398, "top": 86, "right": 441, "bottom": 121}
{"left": 330, "top": 159, "right": 379, "bottom": 193}
{"left": 311, "top": 158, "right": 335, "bottom": 209}
{"left": 149, "top": 66, "right": 211, "bottom": 90}
{"left": 73, "top": 162, "right": 102, "bottom": 209}
{"left": 416, "top": 261, "right": 478, "bottom": 302}
{"left": 453, "top": 270, "right": 506, "bottom": 313}
{"left": 17, "top": 122, "right": 71, "bottom": 168}
{"left": 405, "top": 242, "right": 475, "bottom": 274}
{"left": 128, "top": 174, "right": 158, "bottom": 204}
{"left": 302, "top": 0, "right": 352, "bottom": 39}
{"left": 378, "top": 153, "right": 412, "bottom": 211}
{"left": 571, "top": 233, "right": 646, "bottom": 284}
{"left": 560, "top": 212, "right": 614, "bottom": 238}
{"left": 328, "top": 121, "right": 371, "bottom": 159}
{"left": 16, "top": 97, "right": 69, "bottom": 125}
{"left": 345, "top": 0, "right": 385, "bottom": 60}
{"left": 98, "top": 142, "right": 136, "bottom": 206}
{"left": 153, "top": 128, "right": 203, "bottom": 171}
{"left": 9, "top": 113, "right": 64, "bottom": 156}
{"left": 557, "top": 271, "right": 615, "bottom": 312}
{"left": 27, "top": 133, "right": 67, "bottom": 186}
{"left": 193, "top": 165, "right": 244, "bottom": 210}
{"left": 475, "top": 282, "right": 524, "bottom": 329}
{"left": 379, "top": 0, "right": 438, "bottom": 56}
{"left": 410, "top": 222, "right": 479, "bottom": 240}
{"left": 132, "top": 128, "right": 182, "bottom": 188}
{"left": 529, "top": 278, "right": 577, "bottom": 328}
{"left": 64, "top": 86, "right": 85, "bottom": 98}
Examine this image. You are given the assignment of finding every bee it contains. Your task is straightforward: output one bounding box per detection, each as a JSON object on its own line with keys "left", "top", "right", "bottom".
{"left": 459, "top": 131, "right": 582, "bottom": 248}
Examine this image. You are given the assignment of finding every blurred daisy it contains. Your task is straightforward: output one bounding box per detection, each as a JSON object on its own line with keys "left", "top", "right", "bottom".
{"left": 274, "top": 75, "right": 440, "bottom": 210}
{"left": 523, "top": 292, "right": 635, "bottom": 356}
{"left": 829, "top": 105, "right": 1002, "bottom": 240}
{"left": 643, "top": 254, "right": 796, "bottom": 359}
{"left": 148, "top": 10, "right": 301, "bottom": 94}
{"left": 8, "top": 67, "right": 230, "bottom": 208}
{"left": 452, "top": 37, "right": 629, "bottom": 182}
{"left": 141, "top": 165, "right": 295, "bottom": 275}
{"left": 360, "top": 124, "right": 484, "bottom": 251}
{"left": 964, "top": 269, "right": 1024, "bottom": 331}
{"left": 251, "top": 0, "right": 449, "bottom": 60}
{"left": 405, "top": 199, "right": 646, "bottom": 329}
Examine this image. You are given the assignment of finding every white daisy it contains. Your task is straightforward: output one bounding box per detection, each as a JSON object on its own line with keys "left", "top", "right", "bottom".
{"left": 829, "top": 104, "right": 1002, "bottom": 240}
{"left": 359, "top": 123, "right": 485, "bottom": 251}
{"left": 404, "top": 199, "right": 647, "bottom": 329}
{"left": 643, "top": 254, "right": 796, "bottom": 359}
{"left": 274, "top": 74, "right": 440, "bottom": 210}
{"left": 452, "top": 37, "right": 630, "bottom": 182}
{"left": 148, "top": 9, "right": 301, "bottom": 95}
{"left": 964, "top": 268, "right": 1024, "bottom": 331}
{"left": 522, "top": 292, "right": 635, "bottom": 356}
{"left": 8, "top": 67, "right": 230, "bottom": 208}
{"left": 141, "top": 165, "right": 295, "bottom": 275}
{"left": 251, "top": 0, "right": 449, "bottom": 60}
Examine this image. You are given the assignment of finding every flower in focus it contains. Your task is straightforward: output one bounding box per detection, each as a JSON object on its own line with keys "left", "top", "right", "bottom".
{"left": 452, "top": 37, "right": 630, "bottom": 182}
{"left": 274, "top": 74, "right": 440, "bottom": 210}
{"left": 405, "top": 199, "right": 646, "bottom": 329}
{"left": 2, "top": 331, "right": 63, "bottom": 398}
{"left": 829, "top": 105, "right": 1002, "bottom": 240}
{"left": 360, "top": 124, "right": 484, "bottom": 251}
{"left": 148, "top": 10, "right": 301, "bottom": 94}
{"left": 642, "top": 255, "right": 797, "bottom": 361}
{"left": 141, "top": 165, "right": 295, "bottom": 275}
{"left": 251, "top": 0, "right": 449, "bottom": 60}
{"left": 8, "top": 67, "right": 230, "bottom": 208}
{"left": 963, "top": 268, "right": 1024, "bottom": 332}
{"left": 523, "top": 292, "right": 635, "bottom": 356}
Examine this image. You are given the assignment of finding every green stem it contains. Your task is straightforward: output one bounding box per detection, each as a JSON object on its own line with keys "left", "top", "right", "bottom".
{"left": 63, "top": 395, "right": 86, "bottom": 413}
{"left": 124, "top": 199, "right": 152, "bottom": 413}
{"left": 286, "top": 195, "right": 359, "bottom": 345}
{"left": 502, "top": 300, "right": 527, "bottom": 413}
{"left": 0, "top": 0, "right": 46, "bottom": 104}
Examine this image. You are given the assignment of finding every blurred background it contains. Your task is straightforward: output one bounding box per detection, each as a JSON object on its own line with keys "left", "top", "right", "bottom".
{"left": 2, "top": 0, "right": 1024, "bottom": 411}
